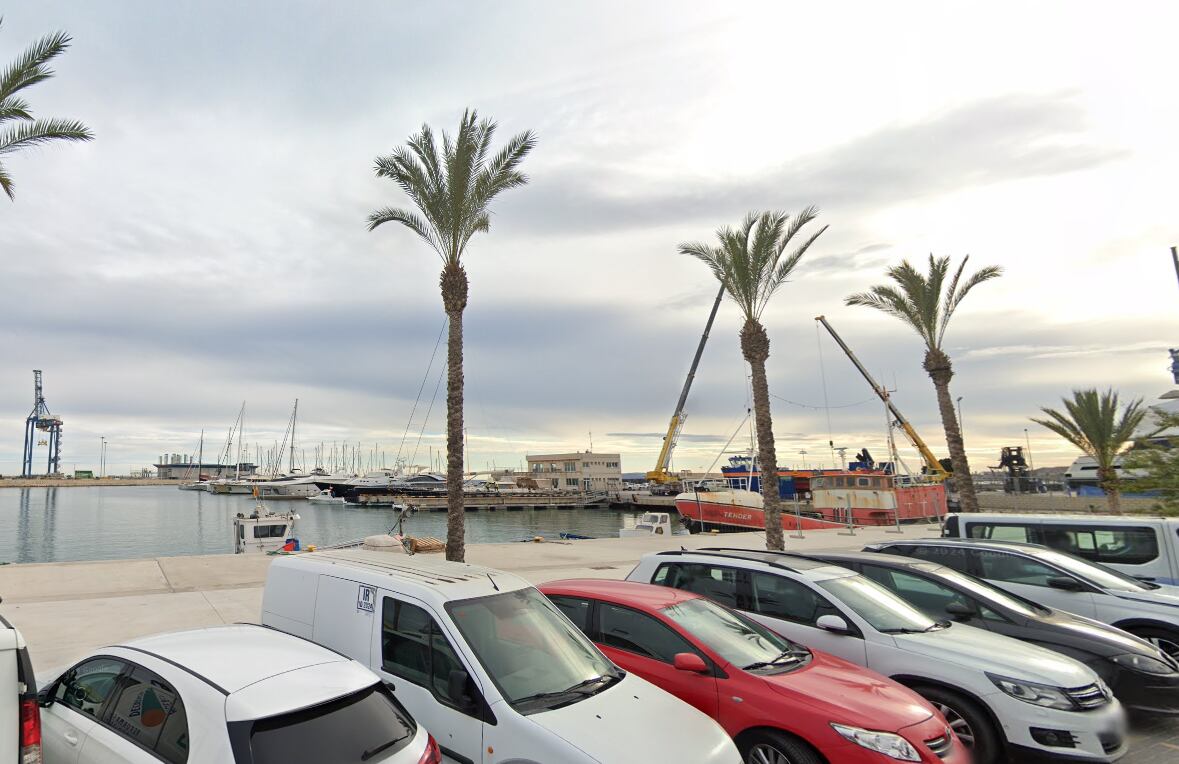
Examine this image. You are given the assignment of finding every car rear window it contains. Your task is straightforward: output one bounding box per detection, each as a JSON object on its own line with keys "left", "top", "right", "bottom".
{"left": 236, "top": 684, "right": 416, "bottom": 764}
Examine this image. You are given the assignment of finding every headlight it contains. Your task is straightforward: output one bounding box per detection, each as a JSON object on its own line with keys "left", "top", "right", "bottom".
{"left": 830, "top": 724, "right": 921, "bottom": 761}
{"left": 986, "top": 672, "right": 1075, "bottom": 710}
{"left": 1110, "top": 653, "right": 1177, "bottom": 676}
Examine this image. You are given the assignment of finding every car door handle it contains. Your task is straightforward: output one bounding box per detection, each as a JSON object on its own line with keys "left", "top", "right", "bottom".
{"left": 64, "top": 730, "right": 79, "bottom": 746}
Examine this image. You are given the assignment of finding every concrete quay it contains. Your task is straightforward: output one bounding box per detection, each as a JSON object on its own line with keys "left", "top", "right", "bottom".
{"left": 2, "top": 523, "right": 1176, "bottom": 762}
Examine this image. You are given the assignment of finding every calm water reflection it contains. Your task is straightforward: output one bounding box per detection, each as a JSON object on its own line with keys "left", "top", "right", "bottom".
{"left": 0, "top": 486, "right": 649, "bottom": 564}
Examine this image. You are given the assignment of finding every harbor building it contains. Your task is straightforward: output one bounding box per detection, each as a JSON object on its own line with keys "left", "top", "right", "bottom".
{"left": 526, "top": 451, "right": 622, "bottom": 492}
{"left": 154, "top": 462, "right": 258, "bottom": 480}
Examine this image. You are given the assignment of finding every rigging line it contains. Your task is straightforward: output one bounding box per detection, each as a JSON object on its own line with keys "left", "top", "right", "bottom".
{"left": 409, "top": 361, "right": 446, "bottom": 469}
{"left": 769, "top": 392, "right": 879, "bottom": 410}
{"left": 397, "top": 317, "right": 448, "bottom": 463}
{"left": 704, "top": 411, "right": 753, "bottom": 476}
{"left": 815, "top": 322, "right": 836, "bottom": 469}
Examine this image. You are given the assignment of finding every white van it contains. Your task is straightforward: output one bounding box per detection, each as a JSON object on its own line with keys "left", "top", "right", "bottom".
{"left": 262, "top": 550, "right": 740, "bottom": 764}
{"left": 2, "top": 615, "right": 39, "bottom": 764}
{"left": 943, "top": 512, "right": 1179, "bottom": 584}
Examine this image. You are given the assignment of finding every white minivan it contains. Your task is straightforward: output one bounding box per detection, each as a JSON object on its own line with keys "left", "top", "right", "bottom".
{"left": 262, "top": 550, "right": 740, "bottom": 764}
{"left": 943, "top": 512, "right": 1179, "bottom": 584}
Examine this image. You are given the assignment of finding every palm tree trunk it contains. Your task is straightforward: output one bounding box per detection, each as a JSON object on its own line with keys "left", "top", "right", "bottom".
{"left": 741, "top": 319, "right": 785, "bottom": 551}
{"left": 1098, "top": 466, "right": 1122, "bottom": 514}
{"left": 441, "top": 263, "right": 469, "bottom": 561}
{"left": 924, "top": 350, "right": 979, "bottom": 513}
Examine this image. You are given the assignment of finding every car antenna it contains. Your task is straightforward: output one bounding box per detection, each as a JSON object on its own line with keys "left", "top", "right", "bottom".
{"left": 487, "top": 573, "right": 500, "bottom": 591}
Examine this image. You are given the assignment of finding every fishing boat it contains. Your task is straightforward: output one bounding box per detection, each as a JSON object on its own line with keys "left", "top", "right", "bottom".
{"left": 675, "top": 470, "right": 946, "bottom": 533}
{"left": 233, "top": 506, "right": 300, "bottom": 554}
{"left": 618, "top": 512, "right": 676, "bottom": 538}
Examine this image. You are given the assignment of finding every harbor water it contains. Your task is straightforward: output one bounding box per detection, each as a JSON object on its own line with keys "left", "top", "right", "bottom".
{"left": 0, "top": 486, "right": 651, "bottom": 564}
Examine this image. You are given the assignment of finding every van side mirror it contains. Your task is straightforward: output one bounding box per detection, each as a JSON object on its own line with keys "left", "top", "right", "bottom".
{"left": 447, "top": 669, "right": 475, "bottom": 710}
{"left": 673, "top": 653, "right": 709, "bottom": 673}
{"left": 816, "top": 615, "right": 850, "bottom": 634}
{"left": 1048, "top": 576, "right": 1083, "bottom": 592}
{"left": 945, "top": 600, "right": 975, "bottom": 620}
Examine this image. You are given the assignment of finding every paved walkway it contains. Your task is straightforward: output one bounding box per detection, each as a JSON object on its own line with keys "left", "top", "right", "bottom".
{"left": 2, "top": 523, "right": 1175, "bottom": 760}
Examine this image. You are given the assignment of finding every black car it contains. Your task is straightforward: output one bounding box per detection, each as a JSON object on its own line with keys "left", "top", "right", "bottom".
{"left": 806, "top": 549, "right": 1179, "bottom": 715}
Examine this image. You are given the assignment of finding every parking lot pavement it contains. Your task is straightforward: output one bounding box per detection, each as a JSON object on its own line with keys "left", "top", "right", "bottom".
{"left": 1126, "top": 713, "right": 1179, "bottom": 763}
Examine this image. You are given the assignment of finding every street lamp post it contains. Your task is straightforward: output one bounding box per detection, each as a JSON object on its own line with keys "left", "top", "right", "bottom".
{"left": 799, "top": 450, "right": 808, "bottom": 469}
{"left": 99, "top": 437, "right": 107, "bottom": 478}
{"left": 1024, "top": 427, "right": 1035, "bottom": 493}
{"left": 956, "top": 396, "right": 964, "bottom": 435}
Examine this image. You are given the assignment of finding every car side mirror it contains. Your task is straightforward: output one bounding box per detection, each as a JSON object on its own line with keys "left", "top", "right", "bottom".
{"left": 816, "top": 614, "right": 850, "bottom": 634}
{"left": 673, "top": 653, "right": 709, "bottom": 673}
{"left": 1048, "top": 576, "right": 1084, "bottom": 592}
{"left": 37, "top": 684, "right": 55, "bottom": 708}
{"left": 945, "top": 600, "right": 975, "bottom": 620}
{"left": 447, "top": 669, "right": 475, "bottom": 711}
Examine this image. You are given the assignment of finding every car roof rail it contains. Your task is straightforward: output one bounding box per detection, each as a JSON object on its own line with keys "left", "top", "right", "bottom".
{"left": 656, "top": 547, "right": 820, "bottom": 573}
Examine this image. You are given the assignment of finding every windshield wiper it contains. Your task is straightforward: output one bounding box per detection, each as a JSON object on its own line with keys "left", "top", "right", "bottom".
{"left": 878, "top": 627, "right": 928, "bottom": 634}
{"left": 743, "top": 649, "right": 806, "bottom": 670}
{"left": 361, "top": 733, "right": 410, "bottom": 761}
{"left": 925, "top": 620, "right": 951, "bottom": 631}
{"left": 514, "top": 674, "right": 617, "bottom": 706}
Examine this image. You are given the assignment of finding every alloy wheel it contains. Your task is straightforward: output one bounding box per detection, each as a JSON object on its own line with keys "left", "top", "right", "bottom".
{"left": 1147, "top": 635, "right": 1179, "bottom": 659}
{"left": 934, "top": 701, "right": 975, "bottom": 748}
{"left": 748, "top": 743, "right": 794, "bottom": 764}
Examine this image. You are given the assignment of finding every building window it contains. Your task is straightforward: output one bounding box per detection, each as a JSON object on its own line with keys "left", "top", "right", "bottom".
{"left": 565, "top": 462, "right": 577, "bottom": 472}
{"left": 566, "top": 478, "right": 579, "bottom": 487}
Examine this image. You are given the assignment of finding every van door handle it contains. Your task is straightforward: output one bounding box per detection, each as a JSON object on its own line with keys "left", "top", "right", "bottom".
{"left": 65, "top": 731, "right": 79, "bottom": 746}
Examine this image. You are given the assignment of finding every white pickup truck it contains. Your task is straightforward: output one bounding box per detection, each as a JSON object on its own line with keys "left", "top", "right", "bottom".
{"left": 1, "top": 612, "right": 39, "bottom": 764}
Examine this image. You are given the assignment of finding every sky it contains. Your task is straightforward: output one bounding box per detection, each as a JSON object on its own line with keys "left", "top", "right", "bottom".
{"left": 1, "top": 1, "right": 1177, "bottom": 477}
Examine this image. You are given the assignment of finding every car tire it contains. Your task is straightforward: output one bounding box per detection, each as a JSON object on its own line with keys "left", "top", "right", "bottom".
{"left": 740, "top": 730, "right": 823, "bottom": 764}
{"left": 1125, "top": 626, "right": 1179, "bottom": 660}
{"left": 914, "top": 685, "right": 1001, "bottom": 764}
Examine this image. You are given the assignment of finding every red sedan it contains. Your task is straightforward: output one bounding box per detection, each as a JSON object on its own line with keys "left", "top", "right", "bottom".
{"left": 540, "top": 579, "right": 969, "bottom": 764}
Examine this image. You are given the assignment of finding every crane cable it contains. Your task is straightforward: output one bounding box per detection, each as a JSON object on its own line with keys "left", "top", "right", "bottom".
{"left": 396, "top": 318, "right": 448, "bottom": 464}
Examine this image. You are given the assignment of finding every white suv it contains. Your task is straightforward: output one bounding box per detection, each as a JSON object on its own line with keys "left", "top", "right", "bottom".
{"left": 37, "top": 624, "right": 437, "bottom": 763}
{"left": 628, "top": 548, "right": 1127, "bottom": 763}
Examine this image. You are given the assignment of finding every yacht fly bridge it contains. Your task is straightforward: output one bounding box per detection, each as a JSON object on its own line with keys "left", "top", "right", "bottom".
{"left": 233, "top": 506, "right": 300, "bottom": 554}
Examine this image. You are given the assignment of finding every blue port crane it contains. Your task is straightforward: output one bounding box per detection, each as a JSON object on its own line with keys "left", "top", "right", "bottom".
{"left": 21, "top": 369, "right": 63, "bottom": 477}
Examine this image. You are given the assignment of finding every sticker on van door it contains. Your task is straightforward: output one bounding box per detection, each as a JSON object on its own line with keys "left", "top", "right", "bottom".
{"left": 357, "top": 584, "right": 376, "bottom": 613}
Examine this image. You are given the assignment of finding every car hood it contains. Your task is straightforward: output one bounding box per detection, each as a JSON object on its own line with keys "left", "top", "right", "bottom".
{"left": 892, "top": 622, "right": 1098, "bottom": 687}
{"left": 527, "top": 673, "right": 737, "bottom": 763}
{"left": 1040, "top": 610, "right": 1167, "bottom": 658}
{"left": 763, "top": 650, "right": 934, "bottom": 730}
{"left": 1110, "top": 584, "right": 1179, "bottom": 612}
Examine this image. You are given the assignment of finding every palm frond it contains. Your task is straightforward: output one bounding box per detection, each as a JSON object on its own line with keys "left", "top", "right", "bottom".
{"left": 366, "top": 206, "right": 440, "bottom": 254}
{"left": 0, "top": 159, "right": 12, "bottom": 200}
{"left": 0, "top": 95, "right": 32, "bottom": 124}
{"left": 0, "top": 118, "right": 92, "bottom": 155}
{"left": 0, "top": 31, "right": 71, "bottom": 102}
{"left": 1032, "top": 388, "right": 1146, "bottom": 468}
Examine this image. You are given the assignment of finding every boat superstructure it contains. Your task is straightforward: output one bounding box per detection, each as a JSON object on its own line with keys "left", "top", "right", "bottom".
{"left": 233, "top": 506, "right": 299, "bottom": 554}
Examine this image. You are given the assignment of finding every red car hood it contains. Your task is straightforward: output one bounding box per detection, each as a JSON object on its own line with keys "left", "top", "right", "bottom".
{"left": 761, "top": 649, "right": 934, "bottom": 731}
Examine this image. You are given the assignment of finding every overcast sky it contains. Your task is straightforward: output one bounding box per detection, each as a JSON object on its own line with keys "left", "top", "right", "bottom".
{"left": 1, "top": 1, "right": 1177, "bottom": 477}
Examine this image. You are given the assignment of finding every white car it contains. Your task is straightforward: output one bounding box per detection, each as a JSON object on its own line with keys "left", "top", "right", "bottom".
{"left": 262, "top": 549, "right": 741, "bottom": 764}
{"left": 2, "top": 615, "right": 40, "bottom": 764}
{"left": 868, "top": 538, "right": 1179, "bottom": 660}
{"left": 628, "top": 548, "right": 1127, "bottom": 764}
{"left": 37, "top": 624, "right": 437, "bottom": 763}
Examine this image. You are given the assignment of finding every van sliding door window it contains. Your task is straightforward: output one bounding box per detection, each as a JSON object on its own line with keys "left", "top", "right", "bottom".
{"left": 380, "top": 598, "right": 469, "bottom": 710}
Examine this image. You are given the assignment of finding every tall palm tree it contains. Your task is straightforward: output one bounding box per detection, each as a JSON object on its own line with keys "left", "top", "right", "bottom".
{"left": 368, "top": 109, "right": 535, "bottom": 562}
{"left": 1, "top": 21, "right": 93, "bottom": 200}
{"left": 1032, "top": 388, "right": 1149, "bottom": 514}
{"left": 845, "top": 255, "right": 1000, "bottom": 513}
{"left": 681, "top": 208, "right": 827, "bottom": 550}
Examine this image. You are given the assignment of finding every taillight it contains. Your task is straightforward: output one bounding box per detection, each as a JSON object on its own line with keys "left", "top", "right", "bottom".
{"left": 19, "top": 698, "right": 42, "bottom": 764}
{"left": 417, "top": 733, "right": 442, "bottom": 764}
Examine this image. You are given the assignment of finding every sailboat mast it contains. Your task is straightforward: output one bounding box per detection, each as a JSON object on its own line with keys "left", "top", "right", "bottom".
{"left": 290, "top": 399, "right": 298, "bottom": 473}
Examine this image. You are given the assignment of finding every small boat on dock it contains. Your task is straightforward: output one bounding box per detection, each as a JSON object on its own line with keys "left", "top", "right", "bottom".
{"left": 233, "top": 506, "right": 300, "bottom": 554}
{"left": 306, "top": 488, "right": 345, "bottom": 505}
{"left": 618, "top": 512, "right": 676, "bottom": 537}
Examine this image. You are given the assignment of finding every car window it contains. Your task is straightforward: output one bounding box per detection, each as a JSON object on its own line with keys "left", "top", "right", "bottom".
{"left": 105, "top": 666, "right": 189, "bottom": 763}
{"left": 55, "top": 658, "right": 125, "bottom": 718}
{"left": 974, "top": 550, "right": 1061, "bottom": 587}
{"left": 900, "top": 545, "right": 970, "bottom": 572}
{"left": 242, "top": 683, "right": 417, "bottom": 764}
{"left": 381, "top": 598, "right": 470, "bottom": 710}
{"left": 662, "top": 598, "right": 802, "bottom": 670}
{"left": 547, "top": 595, "right": 593, "bottom": 632}
{"left": 748, "top": 571, "right": 840, "bottom": 627}
{"left": 966, "top": 522, "right": 1033, "bottom": 543}
{"left": 861, "top": 565, "right": 1005, "bottom": 622}
{"left": 653, "top": 562, "right": 745, "bottom": 609}
{"left": 1043, "top": 525, "right": 1160, "bottom": 566}
{"left": 598, "top": 603, "right": 697, "bottom": 663}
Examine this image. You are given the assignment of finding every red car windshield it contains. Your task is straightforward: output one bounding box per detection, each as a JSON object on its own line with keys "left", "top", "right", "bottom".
{"left": 662, "top": 598, "right": 808, "bottom": 670}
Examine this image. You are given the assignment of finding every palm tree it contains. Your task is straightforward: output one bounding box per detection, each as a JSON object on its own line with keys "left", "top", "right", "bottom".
{"left": 845, "top": 255, "right": 1000, "bottom": 513}
{"left": 367, "top": 109, "right": 535, "bottom": 562}
{"left": 1, "top": 21, "right": 93, "bottom": 200}
{"left": 681, "top": 209, "right": 827, "bottom": 550}
{"left": 1032, "top": 389, "right": 1149, "bottom": 514}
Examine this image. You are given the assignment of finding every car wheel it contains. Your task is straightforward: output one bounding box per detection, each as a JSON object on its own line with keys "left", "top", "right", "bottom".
{"left": 741, "top": 730, "right": 823, "bottom": 764}
{"left": 915, "top": 685, "right": 1001, "bottom": 764}
{"left": 1126, "top": 626, "right": 1179, "bottom": 660}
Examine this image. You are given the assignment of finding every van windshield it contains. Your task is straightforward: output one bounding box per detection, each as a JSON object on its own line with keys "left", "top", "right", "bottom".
{"left": 447, "top": 588, "right": 620, "bottom": 713}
